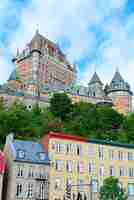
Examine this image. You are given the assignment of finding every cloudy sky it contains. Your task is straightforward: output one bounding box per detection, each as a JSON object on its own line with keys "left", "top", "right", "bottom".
{"left": 0, "top": 0, "right": 134, "bottom": 90}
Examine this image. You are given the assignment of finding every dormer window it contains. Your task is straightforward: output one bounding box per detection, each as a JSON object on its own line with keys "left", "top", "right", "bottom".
{"left": 18, "top": 150, "right": 25, "bottom": 158}
{"left": 39, "top": 153, "right": 46, "bottom": 160}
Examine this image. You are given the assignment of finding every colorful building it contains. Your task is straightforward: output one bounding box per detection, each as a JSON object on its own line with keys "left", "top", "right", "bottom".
{"left": 4, "top": 134, "right": 50, "bottom": 200}
{"left": 42, "top": 132, "right": 134, "bottom": 200}
{"left": 0, "top": 151, "right": 6, "bottom": 200}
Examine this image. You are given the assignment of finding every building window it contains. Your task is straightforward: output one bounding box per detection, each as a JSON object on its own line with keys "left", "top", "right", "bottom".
{"left": 66, "top": 178, "right": 72, "bottom": 188}
{"left": 128, "top": 152, "right": 133, "bottom": 161}
{"left": 109, "top": 149, "right": 114, "bottom": 160}
{"left": 18, "top": 150, "right": 25, "bottom": 158}
{"left": 92, "top": 180, "right": 98, "bottom": 193}
{"left": 77, "top": 161, "right": 83, "bottom": 173}
{"left": 27, "top": 183, "right": 33, "bottom": 198}
{"left": 99, "top": 165, "right": 104, "bottom": 176}
{"left": 109, "top": 166, "right": 114, "bottom": 176}
{"left": 129, "top": 168, "right": 134, "bottom": 177}
{"left": 17, "top": 165, "right": 23, "bottom": 177}
{"left": 55, "top": 179, "right": 61, "bottom": 190}
{"left": 119, "top": 167, "right": 125, "bottom": 177}
{"left": 56, "top": 160, "right": 62, "bottom": 171}
{"left": 66, "top": 161, "right": 72, "bottom": 173}
{"left": 88, "top": 145, "right": 94, "bottom": 158}
{"left": 39, "top": 153, "right": 46, "bottom": 160}
{"left": 89, "top": 163, "right": 93, "bottom": 175}
{"left": 99, "top": 146, "right": 104, "bottom": 160}
{"left": 40, "top": 182, "right": 46, "bottom": 199}
{"left": 128, "top": 183, "right": 134, "bottom": 195}
{"left": 28, "top": 166, "right": 34, "bottom": 178}
{"left": 66, "top": 144, "right": 72, "bottom": 154}
{"left": 56, "top": 143, "right": 61, "bottom": 153}
{"left": 118, "top": 151, "right": 123, "bottom": 160}
{"left": 16, "top": 184, "right": 23, "bottom": 198}
{"left": 77, "top": 179, "right": 83, "bottom": 191}
{"left": 76, "top": 145, "right": 82, "bottom": 156}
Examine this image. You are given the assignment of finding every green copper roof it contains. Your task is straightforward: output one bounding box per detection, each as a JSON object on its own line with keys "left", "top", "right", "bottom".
{"left": 89, "top": 72, "right": 103, "bottom": 85}
{"left": 8, "top": 69, "right": 19, "bottom": 82}
{"left": 107, "top": 70, "right": 132, "bottom": 94}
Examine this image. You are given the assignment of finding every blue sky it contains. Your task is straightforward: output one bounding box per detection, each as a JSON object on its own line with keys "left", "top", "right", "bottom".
{"left": 0, "top": 0, "right": 134, "bottom": 90}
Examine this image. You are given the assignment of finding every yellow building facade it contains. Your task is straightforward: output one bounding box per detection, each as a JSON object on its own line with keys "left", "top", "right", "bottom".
{"left": 42, "top": 132, "right": 134, "bottom": 200}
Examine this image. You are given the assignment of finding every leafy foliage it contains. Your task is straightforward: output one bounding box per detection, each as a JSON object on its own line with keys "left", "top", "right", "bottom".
{"left": 100, "top": 177, "right": 127, "bottom": 200}
{"left": 0, "top": 92, "right": 134, "bottom": 148}
{"left": 50, "top": 93, "right": 72, "bottom": 120}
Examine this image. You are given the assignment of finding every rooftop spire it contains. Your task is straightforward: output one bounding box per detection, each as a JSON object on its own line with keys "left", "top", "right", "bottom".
{"left": 89, "top": 72, "right": 103, "bottom": 85}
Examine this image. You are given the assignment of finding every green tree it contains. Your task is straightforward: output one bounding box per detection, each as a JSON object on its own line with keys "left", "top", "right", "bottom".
{"left": 122, "top": 113, "right": 134, "bottom": 143}
{"left": 50, "top": 93, "right": 72, "bottom": 120}
{"left": 97, "top": 107, "right": 124, "bottom": 132}
{"left": 64, "top": 102, "right": 98, "bottom": 137}
{"left": 100, "top": 177, "right": 127, "bottom": 200}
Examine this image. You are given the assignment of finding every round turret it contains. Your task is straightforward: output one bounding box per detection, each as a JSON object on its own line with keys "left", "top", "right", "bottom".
{"left": 106, "top": 70, "right": 133, "bottom": 114}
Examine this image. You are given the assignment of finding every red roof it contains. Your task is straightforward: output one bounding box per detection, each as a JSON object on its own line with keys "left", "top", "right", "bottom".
{"left": 0, "top": 151, "right": 6, "bottom": 174}
{"left": 47, "top": 132, "right": 87, "bottom": 142}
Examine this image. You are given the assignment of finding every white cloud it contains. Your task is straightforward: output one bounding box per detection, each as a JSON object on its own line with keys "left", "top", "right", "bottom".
{"left": 0, "top": 0, "right": 133, "bottom": 94}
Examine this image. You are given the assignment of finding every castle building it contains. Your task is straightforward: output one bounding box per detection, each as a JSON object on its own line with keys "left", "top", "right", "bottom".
{"left": 0, "top": 30, "right": 132, "bottom": 114}
{"left": 12, "top": 30, "right": 77, "bottom": 93}
{"left": 4, "top": 134, "right": 50, "bottom": 200}
{"left": 42, "top": 132, "right": 134, "bottom": 200}
{"left": 0, "top": 151, "right": 6, "bottom": 200}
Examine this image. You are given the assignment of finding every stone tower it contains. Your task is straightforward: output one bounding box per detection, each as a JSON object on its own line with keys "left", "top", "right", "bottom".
{"left": 12, "top": 29, "right": 77, "bottom": 95}
{"left": 105, "top": 70, "right": 133, "bottom": 114}
{"left": 88, "top": 72, "right": 105, "bottom": 98}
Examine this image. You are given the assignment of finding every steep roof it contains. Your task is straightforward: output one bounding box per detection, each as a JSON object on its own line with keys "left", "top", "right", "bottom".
{"left": 11, "top": 140, "right": 50, "bottom": 165}
{"left": 89, "top": 72, "right": 103, "bottom": 85}
{"left": 108, "top": 70, "right": 132, "bottom": 93}
{"left": 8, "top": 69, "right": 19, "bottom": 82}
{"left": 30, "top": 29, "right": 56, "bottom": 51}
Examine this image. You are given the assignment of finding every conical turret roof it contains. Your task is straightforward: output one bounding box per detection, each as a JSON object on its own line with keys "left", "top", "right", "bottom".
{"left": 30, "top": 29, "right": 44, "bottom": 51}
{"left": 8, "top": 69, "right": 19, "bottom": 82}
{"left": 89, "top": 72, "right": 103, "bottom": 85}
{"left": 107, "top": 70, "right": 132, "bottom": 94}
